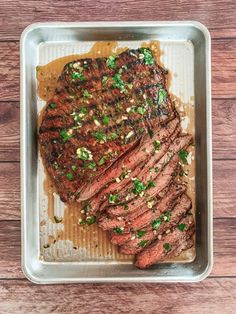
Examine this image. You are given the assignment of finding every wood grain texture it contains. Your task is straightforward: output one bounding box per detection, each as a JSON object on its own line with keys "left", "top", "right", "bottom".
{"left": 0, "top": 163, "right": 20, "bottom": 219}
{"left": 0, "top": 0, "right": 236, "bottom": 40}
{"left": 1, "top": 99, "right": 235, "bottom": 162}
{"left": 0, "top": 219, "right": 235, "bottom": 279}
{"left": 0, "top": 160, "right": 235, "bottom": 220}
{"left": 0, "top": 278, "right": 236, "bottom": 314}
{"left": 0, "top": 102, "right": 20, "bottom": 161}
{"left": 1, "top": 39, "right": 236, "bottom": 101}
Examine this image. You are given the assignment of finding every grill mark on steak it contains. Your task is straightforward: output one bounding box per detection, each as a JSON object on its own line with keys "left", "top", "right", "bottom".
{"left": 134, "top": 215, "right": 195, "bottom": 268}
{"left": 118, "top": 193, "right": 192, "bottom": 254}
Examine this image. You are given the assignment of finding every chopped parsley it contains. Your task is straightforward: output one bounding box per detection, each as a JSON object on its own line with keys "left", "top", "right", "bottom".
{"left": 108, "top": 193, "right": 119, "bottom": 204}
{"left": 93, "top": 130, "right": 107, "bottom": 143}
{"left": 137, "top": 106, "right": 146, "bottom": 115}
{"left": 82, "top": 89, "right": 91, "bottom": 98}
{"left": 102, "top": 75, "right": 108, "bottom": 84}
{"left": 136, "top": 230, "right": 146, "bottom": 238}
{"left": 102, "top": 116, "right": 110, "bottom": 125}
{"left": 157, "top": 88, "right": 168, "bottom": 105}
{"left": 146, "top": 180, "right": 156, "bottom": 189}
{"left": 162, "top": 210, "right": 171, "bottom": 222}
{"left": 147, "top": 127, "right": 154, "bottom": 139}
{"left": 152, "top": 219, "right": 161, "bottom": 230}
{"left": 138, "top": 240, "right": 148, "bottom": 248}
{"left": 71, "top": 165, "right": 77, "bottom": 171}
{"left": 163, "top": 243, "right": 172, "bottom": 252}
{"left": 86, "top": 216, "right": 96, "bottom": 225}
{"left": 49, "top": 103, "right": 57, "bottom": 109}
{"left": 178, "top": 223, "right": 187, "bottom": 231}
{"left": 71, "top": 72, "right": 85, "bottom": 81}
{"left": 106, "top": 55, "right": 117, "bottom": 69}
{"left": 107, "top": 132, "right": 119, "bottom": 140}
{"left": 112, "top": 73, "right": 126, "bottom": 93}
{"left": 86, "top": 161, "right": 97, "bottom": 170}
{"left": 139, "top": 48, "right": 154, "bottom": 65}
{"left": 146, "top": 99, "right": 152, "bottom": 106}
{"left": 76, "top": 147, "right": 93, "bottom": 161}
{"left": 153, "top": 140, "right": 161, "bottom": 151}
{"left": 60, "top": 130, "right": 74, "bottom": 142}
{"left": 178, "top": 150, "right": 189, "bottom": 164}
{"left": 124, "top": 204, "right": 129, "bottom": 211}
{"left": 66, "top": 172, "right": 74, "bottom": 181}
{"left": 54, "top": 216, "right": 63, "bottom": 223}
{"left": 80, "top": 107, "right": 87, "bottom": 115}
{"left": 98, "top": 156, "right": 106, "bottom": 166}
{"left": 113, "top": 227, "right": 124, "bottom": 234}
{"left": 132, "top": 178, "right": 146, "bottom": 195}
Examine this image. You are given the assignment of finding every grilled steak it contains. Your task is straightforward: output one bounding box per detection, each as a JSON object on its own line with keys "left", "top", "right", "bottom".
{"left": 39, "top": 46, "right": 195, "bottom": 268}
{"left": 135, "top": 215, "right": 195, "bottom": 268}
{"left": 119, "top": 193, "right": 192, "bottom": 254}
{"left": 39, "top": 48, "right": 176, "bottom": 203}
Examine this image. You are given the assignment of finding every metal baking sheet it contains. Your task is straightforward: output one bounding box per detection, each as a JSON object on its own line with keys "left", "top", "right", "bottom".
{"left": 20, "top": 21, "right": 213, "bottom": 283}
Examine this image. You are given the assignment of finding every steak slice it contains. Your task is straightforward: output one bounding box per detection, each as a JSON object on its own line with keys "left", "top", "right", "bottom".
{"left": 119, "top": 193, "right": 192, "bottom": 254}
{"left": 85, "top": 116, "right": 180, "bottom": 214}
{"left": 135, "top": 215, "right": 195, "bottom": 268}
{"left": 39, "top": 48, "right": 176, "bottom": 203}
{"left": 106, "top": 133, "right": 191, "bottom": 218}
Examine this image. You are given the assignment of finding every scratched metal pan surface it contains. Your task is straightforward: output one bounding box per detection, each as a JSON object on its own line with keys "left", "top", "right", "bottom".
{"left": 20, "top": 21, "right": 212, "bottom": 284}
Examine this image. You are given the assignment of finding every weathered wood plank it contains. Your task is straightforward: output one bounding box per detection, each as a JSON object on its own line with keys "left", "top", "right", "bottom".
{"left": 0, "top": 278, "right": 235, "bottom": 314}
{"left": 0, "top": 160, "right": 235, "bottom": 220}
{"left": 0, "top": 163, "right": 20, "bottom": 219}
{"left": 0, "top": 102, "right": 20, "bottom": 161}
{"left": 0, "top": 219, "right": 235, "bottom": 279}
{"left": 1, "top": 99, "right": 235, "bottom": 162}
{"left": 0, "top": 0, "right": 236, "bottom": 40}
{"left": 1, "top": 39, "right": 236, "bottom": 101}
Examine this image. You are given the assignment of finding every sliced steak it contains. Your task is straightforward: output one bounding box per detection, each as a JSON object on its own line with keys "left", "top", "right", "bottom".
{"left": 106, "top": 134, "right": 192, "bottom": 217}
{"left": 82, "top": 116, "right": 180, "bottom": 209}
{"left": 119, "top": 193, "right": 192, "bottom": 254}
{"left": 131, "top": 183, "right": 187, "bottom": 231}
{"left": 135, "top": 215, "right": 195, "bottom": 268}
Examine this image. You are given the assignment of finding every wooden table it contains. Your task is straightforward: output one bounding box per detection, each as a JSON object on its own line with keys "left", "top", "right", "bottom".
{"left": 0, "top": 1, "right": 236, "bottom": 313}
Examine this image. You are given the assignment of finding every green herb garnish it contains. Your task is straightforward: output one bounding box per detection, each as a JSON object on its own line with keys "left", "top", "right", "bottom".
{"left": 98, "top": 156, "right": 106, "bottom": 166}
{"left": 163, "top": 243, "right": 172, "bottom": 252}
{"left": 153, "top": 140, "right": 161, "bottom": 151}
{"left": 71, "top": 72, "right": 85, "bottom": 80}
{"left": 87, "top": 161, "right": 97, "bottom": 170}
{"left": 138, "top": 240, "right": 149, "bottom": 248}
{"left": 113, "top": 227, "right": 124, "bottom": 234}
{"left": 132, "top": 178, "right": 146, "bottom": 195}
{"left": 152, "top": 219, "right": 161, "bottom": 230}
{"left": 49, "top": 103, "right": 57, "bottom": 109}
{"left": 139, "top": 48, "right": 154, "bottom": 65}
{"left": 137, "top": 106, "right": 146, "bottom": 115}
{"left": 71, "top": 165, "right": 77, "bottom": 171}
{"left": 60, "top": 130, "right": 74, "bottom": 142}
{"left": 178, "top": 223, "right": 187, "bottom": 231}
{"left": 155, "top": 167, "right": 159, "bottom": 173}
{"left": 136, "top": 230, "right": 146, "bottom": 238}
{"left": 86, "top": 216, "right": 96, "bottom": 225}
{"left": 66, "top": 172, "right": 74, "bottom": 181}
{"left": 83, "top": 89, "right": 91, "bottom": 98}
{"left": 80, "top": 107, "right": 87, "bottom": 115}
{"left": 163, "top": 210, "right": 171, "bottom": 222}
{"left": 112, "top": 73, "right": 126, "bottom": 93}
{"left": 102, "top": 75, "right": 108, "bottom": 84}
{"left": 178, "top": 150, "right": 189, "bottom": 164}
{"left": 93, "top": 129, "right": 107, "bottom": 143}
{"left": 146, "top": 180, "right": 156, "bottom": 189}
{"left": 106, "top": 55, "right": 117, "bottom": 69}
{"left": 108, "top": 193, "right": 119, "bottom": 204}
{"left": 108, "top": 132, "right": 119, "bottom": 140}
{"left": 157, "top": 88, "right": 167, "bottom": 105}
{"left": 76, "top": 147, "right": 93, "bottom": 161}
{"left": 102, "top": 116, "right": 110, "bottom": 125}
{"left": 124, "top": 204, "right": 129, "bottom": 210}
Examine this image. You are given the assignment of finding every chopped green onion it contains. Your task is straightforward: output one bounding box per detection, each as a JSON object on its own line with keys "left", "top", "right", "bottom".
{"left": 179, "top": 150, "right": 189, "bottom": 164}
{"left": 136, "top": 230, "right": 146, "bottom": 238}
{"left": 66, "top": 173, "right": 74, "bottom": 181}
{"left": 152, "top": 219, "right": 161, "bottom": 230}
{"left": 178, "top": 223, "right": 187, "bottom": 231}
{"left": 138, "top": 240, "right": 148, "bottom": 248}
{"left": 163, "top": 243, "right": 172, "bottom": 252}
{"left": 113, "top": 227, "right": 124, "bottom": 234}
{"left": 153, "top": 140, "right": 161, "bottom": 151}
